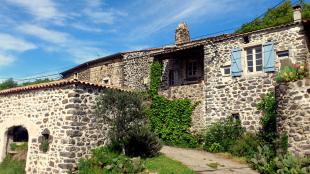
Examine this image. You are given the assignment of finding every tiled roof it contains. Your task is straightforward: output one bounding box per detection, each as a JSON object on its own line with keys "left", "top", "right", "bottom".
{"left": 151, "top": 21, "right": 305, "bottom": 56}
{"left": 0, "top": 79, "right": 126, "bottom": 95}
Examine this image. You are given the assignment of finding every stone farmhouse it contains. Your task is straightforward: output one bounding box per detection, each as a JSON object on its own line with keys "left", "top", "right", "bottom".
{"left": 0, "top": 6, "right": 309, "bottom": 174}
{"left": 61, "top": 7, "right": 310, "bottom": 132}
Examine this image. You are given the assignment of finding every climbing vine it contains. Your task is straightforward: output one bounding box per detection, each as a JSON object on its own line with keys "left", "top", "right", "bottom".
{"left": 148, "top": 61, "right": 198, "bottom": 147}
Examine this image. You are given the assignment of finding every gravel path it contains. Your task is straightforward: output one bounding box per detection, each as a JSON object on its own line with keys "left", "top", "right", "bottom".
{"left": 161, "top": 146, "right": 258, "bottom": 174}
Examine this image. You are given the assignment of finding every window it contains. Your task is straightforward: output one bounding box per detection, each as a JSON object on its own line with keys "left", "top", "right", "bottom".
{"left": 232, "top": 113, "right": 240, "bottom": 122}
{"left": 243, "top": 35, "right": 250, "bottom": 44}
{"left": 186, "top": 61, "right": 197, "bottom": 78}
{"left": 102, "top": 78, "right": 110, "bottom": 85}
{"left": 277, "top": 50, "right": 289, "bottom": 59}
{"left": 246, "top": 46, "right": 263, "bottom": 73}
{"left": 222, "top": 66, "right": 231, "bottom": 75}
{"left": 169, "top": 70, "right": 175, "bottom": 85}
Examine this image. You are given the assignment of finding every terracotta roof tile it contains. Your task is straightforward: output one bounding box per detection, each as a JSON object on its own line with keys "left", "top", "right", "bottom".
{"left": 0, "top": 79, "right": 128, "bottom": 95}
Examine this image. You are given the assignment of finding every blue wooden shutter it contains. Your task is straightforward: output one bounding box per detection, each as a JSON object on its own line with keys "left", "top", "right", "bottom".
{"left": 263, "top": 42, "right": 275, "bottom": 72}
{"left": 231, "top": 48, "right": 242, "bottom": 77}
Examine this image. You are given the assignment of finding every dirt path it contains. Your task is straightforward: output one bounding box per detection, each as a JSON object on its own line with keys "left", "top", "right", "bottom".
{"left": 161, "top": 146, "right": 258, "bottom": 174}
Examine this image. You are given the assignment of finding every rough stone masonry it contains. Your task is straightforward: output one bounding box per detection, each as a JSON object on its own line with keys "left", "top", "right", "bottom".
{"left": 0, "top": 80, "right": 111, "bottom": 174}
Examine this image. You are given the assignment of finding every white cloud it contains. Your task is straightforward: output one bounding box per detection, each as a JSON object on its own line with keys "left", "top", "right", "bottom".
{"left": 71, "top": 23, "right": 102, "bottom": 33}
{"left": 0, "top": 33, "right": 37, "bottom": 52}
{"left": 6, "top": 0, "right": 64, "bottom": 20}
{"left": 0, "top": 52, "right": 15, "bottom": 66}
{"left": 17, "top": 24, "right": 69, "bottom": 44}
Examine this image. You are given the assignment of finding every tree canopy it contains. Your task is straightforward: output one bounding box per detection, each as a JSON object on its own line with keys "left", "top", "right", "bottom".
{"left": 0, "top": 78, "right": 53, "bottom": 90}
{"left": 236, "top": 1, "right": 310, "bottom": 33}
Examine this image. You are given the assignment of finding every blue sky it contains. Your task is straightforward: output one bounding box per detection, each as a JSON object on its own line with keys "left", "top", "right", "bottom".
{"left": 0, "top": 0, "right": 307, "bottom": 82}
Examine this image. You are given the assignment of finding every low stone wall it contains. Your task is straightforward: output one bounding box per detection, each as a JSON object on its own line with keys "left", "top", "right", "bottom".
{"left": 276, "top": 79, "right": 310, "bottom": 156}
{"left": 0, "top": 82, "right": 108, "bottom": 174}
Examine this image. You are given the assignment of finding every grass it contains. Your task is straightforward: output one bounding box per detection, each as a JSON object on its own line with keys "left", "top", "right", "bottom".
{"left": 143, "top": 154, "right": 195, "bottom": 174}
{"left": 0, "top": 156, "right": 25, "bottom": 174}
{"left": 216, "top": 152, "right": 247, "bottom": 164}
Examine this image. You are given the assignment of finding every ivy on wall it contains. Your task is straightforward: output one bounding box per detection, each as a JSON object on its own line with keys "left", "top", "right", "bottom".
{"left": 148, "top": 61, "right": 198, "bottom": 147}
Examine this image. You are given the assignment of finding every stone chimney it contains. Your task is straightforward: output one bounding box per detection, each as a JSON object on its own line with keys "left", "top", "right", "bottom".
{"left": 175, "top": 22, "right": 190, "bottom": 45}
{"left": 293, "top": 5, "right": 302, "bottom": 22}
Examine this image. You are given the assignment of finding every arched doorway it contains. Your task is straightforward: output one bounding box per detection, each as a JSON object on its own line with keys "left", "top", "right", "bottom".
{"left": 4, "top": 126, "right": 29, "bottom": 163}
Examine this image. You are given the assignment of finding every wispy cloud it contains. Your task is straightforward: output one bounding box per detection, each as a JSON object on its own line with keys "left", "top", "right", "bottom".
{"left": 71, "top": 23, "right": 103, "bottom": 33}
{"left": 6, "top": 0, "right": 64, "bottom": 21}
{"left": 17, "top": 24, "right": 69, "bottom": 44}
{"left": 0, "top": 33, "right": 37, "bottom": 52}
{"left": 0, "top": 53, "right": 15, "bottom": 67}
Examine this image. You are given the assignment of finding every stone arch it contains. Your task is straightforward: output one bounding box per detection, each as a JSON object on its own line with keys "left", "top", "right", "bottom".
{"left": 0, "top": 117, "right": 40, "bottom": 170}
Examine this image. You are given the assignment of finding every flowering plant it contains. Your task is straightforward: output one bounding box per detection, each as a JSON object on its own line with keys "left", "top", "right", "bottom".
{"left": 275, "top": 63, "right": 308, "bottom": 83}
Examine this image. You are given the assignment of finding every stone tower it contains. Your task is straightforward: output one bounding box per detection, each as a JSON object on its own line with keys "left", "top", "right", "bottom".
{"left": 175, "top": 22, "right": 190, "bottom": 45}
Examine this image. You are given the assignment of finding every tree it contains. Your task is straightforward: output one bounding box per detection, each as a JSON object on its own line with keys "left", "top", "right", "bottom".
{"left": 0, "top": 78, "right": 18, "bottom": 90}
{"left": 236, "top": 1, "right": 310, "bottom": 33}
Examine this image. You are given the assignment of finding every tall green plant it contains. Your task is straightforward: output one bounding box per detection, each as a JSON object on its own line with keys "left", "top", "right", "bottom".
{"left": 148, "top": 61, "right": 198, "bottom": 147}
{"left": 257, "top": 92, "right": 277, "bottom": 149}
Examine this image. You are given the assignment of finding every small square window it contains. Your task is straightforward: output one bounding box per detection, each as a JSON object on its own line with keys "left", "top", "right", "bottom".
{"left": 222, "top": 66, "right": 230, "bottom": 75}
{"left": 232, "top": 113, "right": 240, "bottom": 122}
{"left": 277, "top": 50, "right": 289, "bottom": 59}
{"left": 243, "top": 35, "right": 250, "bottom": 44}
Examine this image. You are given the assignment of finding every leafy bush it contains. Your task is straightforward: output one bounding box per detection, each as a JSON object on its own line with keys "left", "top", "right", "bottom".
{"left": 77, "top": 147, "right": 144, "bottom": 174}
{"left": 274, "top": 154, "right": 310, "bottom": 174}
{"left": 257, "top": 92, "right": 277, "bottom": 148}
{"left": 96, "top": 90, "right": 161, "bottom": 157}
{"left": 229, "top": 133, "right": 260, "bottom": 158}
{"left": 208, "top": 143, "right": 223, "bottom": 153}
{"left": 124, "top": 127, "right": 162, "bottom": 158}
{"left": 148, "top": 61, "right": 198, "bottom": 147}
{"left": 203, "top": 118, "right": 245, "bottom": 152}
{"left": 251, "top": 146, "right": 310, "bottom": 174}
{"left": 250, "top": 145, "right": 277, "bottom": 174}
{"left": 275, "top": 64, "right": 308, "bottom": 83}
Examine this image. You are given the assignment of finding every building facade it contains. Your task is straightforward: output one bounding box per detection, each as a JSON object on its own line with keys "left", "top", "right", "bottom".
{"left": 62, "top": 19, "right": 310, "bottom": 132}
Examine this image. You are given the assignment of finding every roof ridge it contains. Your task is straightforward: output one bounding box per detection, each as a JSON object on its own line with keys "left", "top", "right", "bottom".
{"left": 0, "top": 79, "right": 129, "bottom": 95}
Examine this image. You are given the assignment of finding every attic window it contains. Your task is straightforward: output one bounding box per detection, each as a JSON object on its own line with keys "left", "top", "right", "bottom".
{"left": 243, "top": 35, "right": 250, "bottom": 44}
{"left": 102, "top": 78, "right": 110, "bottom": 85}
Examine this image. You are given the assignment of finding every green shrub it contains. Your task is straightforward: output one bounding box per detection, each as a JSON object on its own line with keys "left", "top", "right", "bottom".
{"left": 208, "top": 143, "right": 223, "bottom": 153}
{"left": 229, "top": 133, "right": 260, "bottom": 158}
{"left": 124, "top": 127, "right": 162, "bottom": 158}
{"left": 275, "top": 64, "right": 308, "bottom": 83}
{"left": 203, "top": 118, "right": 245, "bottom": 152}
{"left": 250, "top": 145, "right": 277, "bottom": 174}
{"left": 96, "top": 90, "right": 162, "bottom": 157}
{"left": 10, "top": 143, "right": 17, "bottom": 151}
{"left": 148, "top": 61, "right": 198, "bottom": 148}
{"left": 257, "top": 92, "right": 277, "bottom": 148}
{"left": 77, "top": 147, "right": 144, "bottom": 174}
{"left": 274, "top": 154, "right": 310, "bottom": 174}
{"left": 277, "top": 133, "right": 288, "bottom": 155}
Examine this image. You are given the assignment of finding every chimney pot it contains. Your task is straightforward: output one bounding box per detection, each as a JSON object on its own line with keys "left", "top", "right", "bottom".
{"left": 293, "top": 5, "right": 302, "bottom": 22}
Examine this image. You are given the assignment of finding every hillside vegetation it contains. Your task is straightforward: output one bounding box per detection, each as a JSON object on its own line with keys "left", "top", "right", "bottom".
{"left": 236, "top": 0, "right": 310, "bottom": 33}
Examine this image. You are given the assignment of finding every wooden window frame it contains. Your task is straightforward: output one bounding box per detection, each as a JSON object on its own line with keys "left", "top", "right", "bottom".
{"left": 246, "top": 46, "right": 263, "bottom": 73}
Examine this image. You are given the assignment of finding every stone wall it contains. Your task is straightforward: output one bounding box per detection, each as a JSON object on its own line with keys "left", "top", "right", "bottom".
{"left": 64, "top": 58, "right": 123, "bottom": 88}
{"left": 204, "top": 24, "right": 309, "bottom": 131}
{"left": 276, "top": 79, "right": 310, "bottom": 156}
{"left": 0, "top": 83, "right": 108, "bottom": 174}
{"left": 123, "top": 51, "right": 154, "bottom": 90}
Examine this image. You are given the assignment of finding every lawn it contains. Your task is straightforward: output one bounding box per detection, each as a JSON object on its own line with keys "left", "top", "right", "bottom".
{"left": 144, "top": 155, "right": 195, "bottom": 174}
{"left": 0, "top": 156, "right": 25, "bottom": 174}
